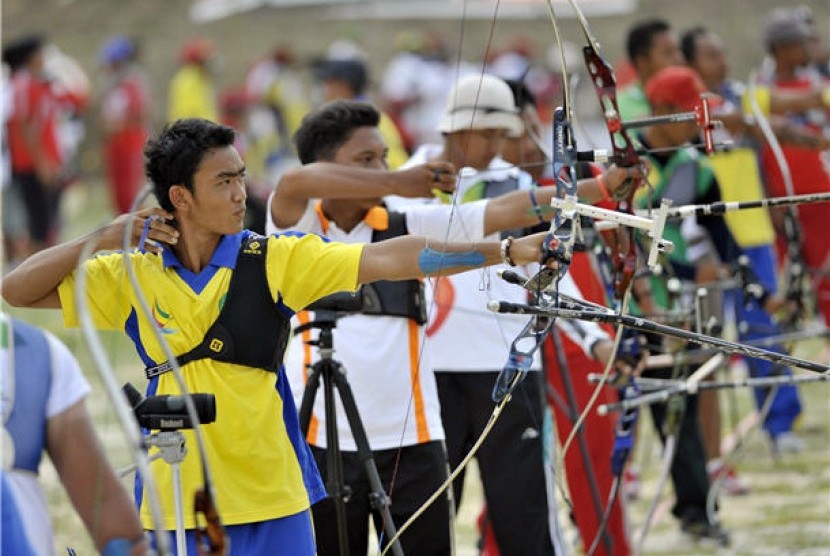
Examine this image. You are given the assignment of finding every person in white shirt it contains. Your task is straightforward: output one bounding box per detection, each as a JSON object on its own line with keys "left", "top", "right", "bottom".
{"left": 0, "top": 316, "right": 146, "bottom": 555}
{"left": 267, "top": 96, "right": 635, "bottom": 555}
{"left": 387, "top": 73, "right": 636, "bottom": 555}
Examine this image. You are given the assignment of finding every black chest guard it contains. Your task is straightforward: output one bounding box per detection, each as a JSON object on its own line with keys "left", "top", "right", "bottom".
{"left": 307, "top": 210, "right": 427, "bottom": 325}
{"left": 145, "top": 234, "right": 291, "bottom": 379}
{"left": 362, "top": 211, "right": 427, "bottom": 324}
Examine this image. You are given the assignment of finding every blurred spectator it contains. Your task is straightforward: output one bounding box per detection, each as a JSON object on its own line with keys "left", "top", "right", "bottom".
{"left": 316, "top": 55, "right": 408, "bottom": 168}
{"left": 3, "top": 34, "right": 68, "bottom": 258}
{"left": 1, "top": 62, "right": 28, "bottom": 265}
{"left": 380, "top": 31, "right": 472, "bottom": 151}
{"left": 244, "top": 45, "right": 309, "bottom": 175}
{"left": 379, "top": 31, "right": 424, "bottom": 151}
{"left": 243, "top": 47, "right": 309, "bottom": 226}
{"left": 43, "top": 42, "right": 89, "bottom": 184}
{"left": 757, "top": 7, "right": 830, "bottom": 362}
{"left": 168, "top": 37, "right": 218, "bottom": 122}
{"left": 794, "top": 4, "right": 830, "bottom": 79}
{"left": 682, "top": 25, "right": 805, "bottom": 458}
{"left": 488, "top": 36, "right": 535, "bottom": 81}
{"left": 98, "top": 35, "right": 151, "bottom": 214}
{"left": 218, "top": 86, "right": 267, "bottom": 234}
{"left": 618, "top": 19, "right": 683, "bottom": 121}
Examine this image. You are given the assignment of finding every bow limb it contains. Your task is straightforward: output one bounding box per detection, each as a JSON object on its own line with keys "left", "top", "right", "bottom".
{"left": 586, "top": 375, "right": 641, "bottom": 556}
{"left": 747, "top": 66, "right": 807, "bottom": 327}
{"left": 490, "top": 0, "right": 584, "bottom": 404}
{"left": 74, "top": 228, "right": 172, "bottom": 556}
{"left": 562, "top": 0, "right": 644, "bottom": 300}
{"left": 122, "top": 186, "right": 226, "bottom": 555}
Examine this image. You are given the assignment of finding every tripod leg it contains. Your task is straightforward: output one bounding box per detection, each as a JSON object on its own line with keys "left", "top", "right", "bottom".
{"left": 329, "top": 361, "right": 406, "bottom": 556}
{"left": 321, "top": 365, "right": 351, "bottom": 554}
{"left": 299, "top": 363, "right": 322, "bottom": 435}
{"left": 301, "top": 359, "right": 351, "bottom": 554}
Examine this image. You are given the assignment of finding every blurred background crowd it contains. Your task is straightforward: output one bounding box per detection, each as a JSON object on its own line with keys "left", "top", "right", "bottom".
{"left": 2, "top": 0, "right": 827, "bottom": 266}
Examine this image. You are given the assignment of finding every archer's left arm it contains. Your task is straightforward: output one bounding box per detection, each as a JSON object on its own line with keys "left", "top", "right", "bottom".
{"left": 481, "top": 165, "right": 645, "bottom": 235}
{"left": 357, "top": 233, "right": 552, "bottom": 284}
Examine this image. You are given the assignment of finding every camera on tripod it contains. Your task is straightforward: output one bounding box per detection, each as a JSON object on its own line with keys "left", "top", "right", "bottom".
{"left": 123, "top": 382, "right": 216, "bottom": 431}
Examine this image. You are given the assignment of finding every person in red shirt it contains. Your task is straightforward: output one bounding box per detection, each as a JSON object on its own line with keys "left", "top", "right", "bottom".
{"left": 3, "top": 34, "right": 65, "bottom": 255}
{"left": 99, "top": 36, "right": 151, "bottom": 215}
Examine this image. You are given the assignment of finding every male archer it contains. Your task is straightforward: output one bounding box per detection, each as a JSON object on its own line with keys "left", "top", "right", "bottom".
{"left": 2, "top": 117, "right": 556, "bottom": 555}
{"left": 266, "top": 95, "right": 634, "bottom": 554}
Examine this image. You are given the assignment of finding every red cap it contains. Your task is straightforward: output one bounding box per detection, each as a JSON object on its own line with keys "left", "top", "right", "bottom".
{"left": 644, "top": 66, "right": 716, "bottom": 111}
{"left": 179, "top": 38, "right": 215, "bottom": 64}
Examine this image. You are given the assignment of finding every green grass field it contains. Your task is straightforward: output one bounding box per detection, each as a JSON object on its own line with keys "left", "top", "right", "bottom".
{"left": 6, "top": 179, "right": 829, "bottom": 554}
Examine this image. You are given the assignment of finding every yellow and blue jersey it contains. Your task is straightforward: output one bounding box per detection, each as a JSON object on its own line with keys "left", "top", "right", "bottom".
{"left": 58, "top": 230, "right": 363, "bottom": 529}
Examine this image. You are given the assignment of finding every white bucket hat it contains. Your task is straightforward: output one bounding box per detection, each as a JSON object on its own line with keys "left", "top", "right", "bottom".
{"left": 438, "top": 74, "right": 523, "bottom": 136}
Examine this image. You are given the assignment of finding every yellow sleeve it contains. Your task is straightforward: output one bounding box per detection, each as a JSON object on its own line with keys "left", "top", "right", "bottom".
{"left": 741, "top": 85, "right": 771, "bottom": 117}
{"left": 265, "top": 234, "right": 364, "bottom": 312}
{"left": 58, "top": 252, "right": 134, "bottom": 331}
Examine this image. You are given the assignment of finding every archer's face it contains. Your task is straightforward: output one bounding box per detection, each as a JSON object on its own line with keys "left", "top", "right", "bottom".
{"left": 449, "top": 128, "right": 509, "bottom": 171}
{"left": 332, "top": 125, "right": 389, "bottom": 209}
{"left": 183, "top": 145, "right": 248, "bottom": 235}
{"left": 640, "top": 31, "right": 683, "bottom": 81}
{"left": 776, "top": 41, "right": 811, "bottom": 69}
{"left": 334, "top": 126, "right": 390, "bottom": 170}
{"left": 691, "top": 33, "right": 728, "bottom": 91}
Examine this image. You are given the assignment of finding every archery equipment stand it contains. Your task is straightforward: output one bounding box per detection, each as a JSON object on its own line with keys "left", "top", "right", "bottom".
{"left": 121, "top": 431, "right": 188, "bottom": 555}
{"left": 296, "top": 310, "right": 405, "bottom": 556}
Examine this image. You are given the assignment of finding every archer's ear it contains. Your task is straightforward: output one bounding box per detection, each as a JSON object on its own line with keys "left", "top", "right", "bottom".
{"left": 168, "top": 185, "right": 190, "bottom": 211}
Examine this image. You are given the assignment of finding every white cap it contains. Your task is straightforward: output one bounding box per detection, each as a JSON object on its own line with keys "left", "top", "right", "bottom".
{"left": 438, "top": 74, "right": 523, "bottom": 136}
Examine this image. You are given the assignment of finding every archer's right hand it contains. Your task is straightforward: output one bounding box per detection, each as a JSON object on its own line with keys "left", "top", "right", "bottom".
{"left": 99, "top": 208, "right": 179, "bottom": 253}
{"left": 392, "top": 161, "right": 457, "bottom": 198}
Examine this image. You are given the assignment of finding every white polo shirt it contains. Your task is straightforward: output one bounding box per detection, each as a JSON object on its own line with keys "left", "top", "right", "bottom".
{"left": 387, "top": 146, "right": 608, "bottom": 373}
{"left": 267, "top": 194, "right": 487, "bottom": 450}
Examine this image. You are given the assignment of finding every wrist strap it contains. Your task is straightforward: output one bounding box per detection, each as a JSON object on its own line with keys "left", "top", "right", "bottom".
{"left": 528, "top": 189, "right": 546, "bottom": 224}
{"left": 500, "top": 236, "right": 516, "bottom": 267}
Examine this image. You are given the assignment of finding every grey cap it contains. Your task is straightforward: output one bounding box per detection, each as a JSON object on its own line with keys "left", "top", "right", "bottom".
{"left": 763, "top": 8, "right": 812, "bottom": 51}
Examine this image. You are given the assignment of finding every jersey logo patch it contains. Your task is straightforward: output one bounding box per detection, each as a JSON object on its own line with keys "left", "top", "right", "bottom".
{"left": 152, "top": 300, "right": 177, "bottom": 335}
{"left": 208, "top": 338, "right": 224, "bottom": 353}
{"left": 243, "top": 240, "right": 262, "bottom": 255}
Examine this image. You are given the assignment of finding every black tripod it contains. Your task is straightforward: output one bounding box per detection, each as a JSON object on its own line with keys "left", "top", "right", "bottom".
{"left": 296, "top": 310, "right": 405, "bottom": 556}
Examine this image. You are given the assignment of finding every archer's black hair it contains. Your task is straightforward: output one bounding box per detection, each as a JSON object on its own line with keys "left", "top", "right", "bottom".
{"left": 2, "top": 34, "right": 45, "bottom": 72}
{"left": 144, "top": 118, "right": 236, "bottom": 212}
{"left": 626, "top": 19, "right": 672, "bottom": 63}
{"left": 680, "top": 26, "right": 710, "bottom": 64}
{"left": 293, "top": 100, "right": 380, "bottom": 165}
